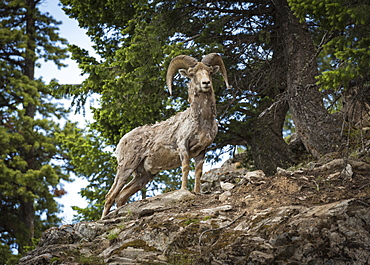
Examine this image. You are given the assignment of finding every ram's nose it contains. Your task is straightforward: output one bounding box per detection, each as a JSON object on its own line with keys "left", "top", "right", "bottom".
{"left": 202, "top": 81, "right": 211, "bottom": 87}
{"left": 201, "top": 80, "right": 211, "bottom": 92}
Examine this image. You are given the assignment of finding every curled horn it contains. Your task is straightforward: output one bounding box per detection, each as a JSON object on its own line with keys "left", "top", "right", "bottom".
{"left": 166, "top": 55, "right": 198, "bottom": 95}
{"left": 201, "top": 53, "right": 231, "bottom": 89}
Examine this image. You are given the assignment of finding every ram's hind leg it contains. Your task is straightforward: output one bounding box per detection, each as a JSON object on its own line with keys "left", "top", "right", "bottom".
{"left": 116, "top": 169, "right": 154, "bottom": 207}
{"left": 102, "top": 167, "right": 134, "bottom": 218}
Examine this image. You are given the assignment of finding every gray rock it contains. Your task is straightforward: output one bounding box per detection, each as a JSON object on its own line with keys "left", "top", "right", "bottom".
{"left": 19, "top": 160, "right": 370, "bottom": 265}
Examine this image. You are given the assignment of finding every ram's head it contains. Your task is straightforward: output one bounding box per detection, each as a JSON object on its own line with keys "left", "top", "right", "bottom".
{"left": 166, "top": 53, "right": 230, "bottom": 96}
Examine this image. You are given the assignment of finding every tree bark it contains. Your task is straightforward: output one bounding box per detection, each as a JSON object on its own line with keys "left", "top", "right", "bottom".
{"left": 18, "top": 200, "right": 35, "bottom": 253}
{"left": 275, "top": 0, "right": 344, "bottom": 157}
{"left": 19, "top": 0, "right": 37, "bottom": 252}
{"left": 242, "top": 0, "right": 297, "bottom": 175}
{"left": 249, "top": 100, "right": 296, "bottom": 175}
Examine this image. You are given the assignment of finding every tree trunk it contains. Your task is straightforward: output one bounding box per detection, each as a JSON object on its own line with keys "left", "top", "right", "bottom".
{"left": 244, "top": 1, "right": 297, "bottom": 175}
{"left": 275, "top": 0, "right": 344, "bottom": 157}
{"left": 25, "top": 0, "right": 36, "bottom": 81}
{"left": 18, "top": 200, "right": 35, "bottom": 253}
{"left": 249, "top": 100, "right": 296, "bottom": 175}
{"left": 19, "top": 0, "right": 37, "bottom": 252}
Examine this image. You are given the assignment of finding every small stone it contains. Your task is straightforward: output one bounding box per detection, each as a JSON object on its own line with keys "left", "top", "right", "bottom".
{"left": 277, "top": 167, "right": 291, "bottom": 175}
{"left": 200, "top": 205, "right": 233, "bottom": 215}
{"left": 220, "top": 182, "right": 235, "bottom": 191}
{"left": 245, "top": 170, "right": 266, "bottom": 184}
{"left": 245, "top": 170, "right": 266, "bottom": 178}
{"left": 157, "top": 254, "right": 167, "bottom": 261}
{"left": 328, "top": 172, "right": 341, "bottom": 179}
{"left": 341, "top": 164, "right": 353, "bottom": 181}
{"left": 234, "top": 222, "right": 248, "bottom": 231}
{"left": 249, "top": 250, "right": 274, "bottom": 262}
{"left": 307, "top": 162, "right": 317, "bottom": 170}
{"left": 219, "top": 191, "right": 231, "bottom": 202}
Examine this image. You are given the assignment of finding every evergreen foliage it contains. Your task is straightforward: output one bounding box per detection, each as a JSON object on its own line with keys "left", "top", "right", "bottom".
{"left": 56, "top": 126, "right": 115, "bottom": 221}
{"left": 289, "top": 0, "right": 370, "bottom": 93}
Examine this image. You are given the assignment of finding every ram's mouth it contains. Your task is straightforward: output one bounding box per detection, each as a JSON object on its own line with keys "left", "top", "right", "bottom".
{"left": 200, "top": 86, "right": 211, "bottom": 93}
{"left": 202, "top": 88, "right": 211, "bottom": 93}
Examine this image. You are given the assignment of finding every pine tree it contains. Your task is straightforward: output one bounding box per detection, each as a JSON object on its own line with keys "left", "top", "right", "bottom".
{"left": 0, "top": 0, "right": 76, "bottom": 260}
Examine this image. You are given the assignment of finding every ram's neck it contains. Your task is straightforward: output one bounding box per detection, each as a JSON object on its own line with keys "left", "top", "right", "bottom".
{"left": 189, "top": 91, "right": 217, "bottom": 121}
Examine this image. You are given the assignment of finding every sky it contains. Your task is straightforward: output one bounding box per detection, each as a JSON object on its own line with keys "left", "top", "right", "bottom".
{"left": 36, "top": 0, "right": 95, "bottom": 223}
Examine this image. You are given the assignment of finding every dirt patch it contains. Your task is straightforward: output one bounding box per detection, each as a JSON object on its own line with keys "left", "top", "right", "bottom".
{"left": 190, "top": 159, "right": 370, "bottom": 218}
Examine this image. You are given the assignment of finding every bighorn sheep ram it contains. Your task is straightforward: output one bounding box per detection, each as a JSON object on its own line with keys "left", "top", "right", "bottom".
{"left": 102, "top": 53, "right": 230, "bottom": 218}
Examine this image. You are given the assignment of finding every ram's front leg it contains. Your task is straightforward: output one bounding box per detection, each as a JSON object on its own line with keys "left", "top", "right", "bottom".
{"left": 181, "top": 154, "right": 190, "bottom": 190}
{"left": 194, "top": 150, "right": 205, "bottom": 193}
{"left": 179, "top": 144, "right": 190, "bottom": 190}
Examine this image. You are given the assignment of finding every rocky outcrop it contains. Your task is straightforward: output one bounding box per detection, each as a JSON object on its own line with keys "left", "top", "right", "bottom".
{"left": 19, "top": 159, "right": 370, "bottom": 264}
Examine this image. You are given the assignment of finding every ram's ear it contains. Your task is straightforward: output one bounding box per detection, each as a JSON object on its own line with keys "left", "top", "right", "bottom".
{"left": 211, "top": 65, "right": 220, "bottom": 75}
{"left": 178, "top": 69, "right": 189, "bottom": 77}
